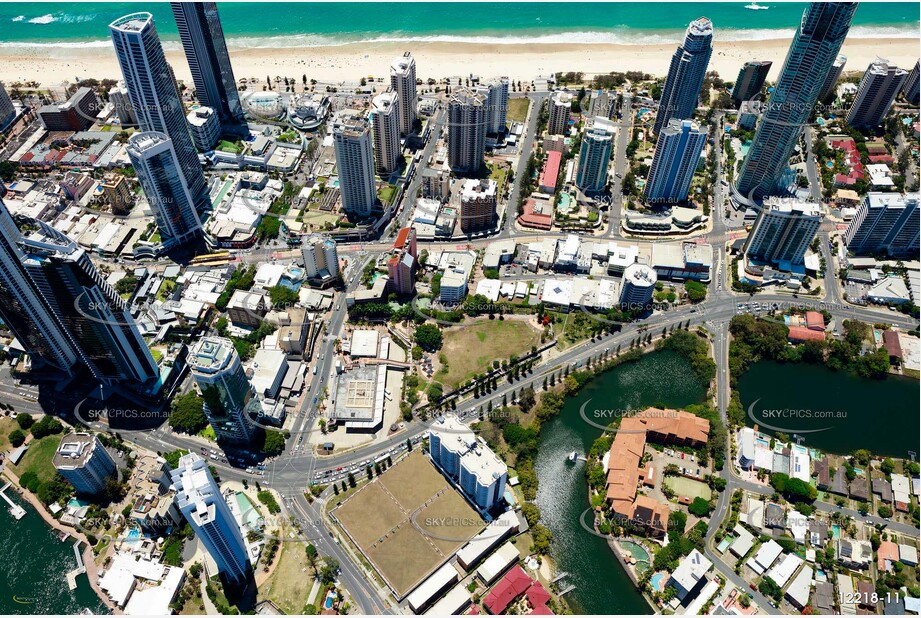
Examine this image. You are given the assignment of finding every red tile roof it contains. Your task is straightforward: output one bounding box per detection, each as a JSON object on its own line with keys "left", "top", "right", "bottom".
{"left": 394, "top": 227, "right": 410, "bottom": 250}
{"left": 539, "top": 151, "right": 562, "bottom": 191}
{"left": 484, "top": 565, "right": 532, "bottom": 615}
{"left": 517, "top": 199, "right": 553, "bottom": 230}
{"left": 805, "top": 311, "right": 825, "bottom": 331}
{"left": 788, "top": 326, "right": 826, "bottom": 342}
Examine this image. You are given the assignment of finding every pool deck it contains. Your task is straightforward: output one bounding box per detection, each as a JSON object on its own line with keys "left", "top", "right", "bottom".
{"left": 607, "top": 536, "right": 660, "bottom": 614}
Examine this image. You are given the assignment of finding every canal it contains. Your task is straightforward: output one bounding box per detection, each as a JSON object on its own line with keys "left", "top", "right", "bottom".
{"left": 739, "top": 361, "right": 920, "bottom": 457}
{"left": 0, "top": 488, "right": 108, "bottom": 615}
{"left": 534, "top": 350, "right": 707, "bottom": 615}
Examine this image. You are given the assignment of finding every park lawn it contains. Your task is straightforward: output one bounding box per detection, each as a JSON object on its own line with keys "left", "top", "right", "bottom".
{"left": 217, "top": 139, "right": 242, "bottom": 154}
{"left": 377, "top": 184, "right": 397, "bottom": 205}
{"left": 439, "top": 319, "right": 541, "bottom": 387}
{"left": 11, "top": 433, "right": 64, "bottom": 484}
{"left": 506, "top": 98, "right": 530, "bottom": 123}
{"left": 262, "top": 541, "right": 316, "bottom": 614}
{"left": 0, "top": 416, "right": 17, "bottom": 452}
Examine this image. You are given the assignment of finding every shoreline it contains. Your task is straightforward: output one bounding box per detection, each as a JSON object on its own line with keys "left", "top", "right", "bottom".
{"left": 0, "top": 37, "right": 917, "bottom": 90}
{"left": 1, "top": 467, "right": 119, "bottom": 614}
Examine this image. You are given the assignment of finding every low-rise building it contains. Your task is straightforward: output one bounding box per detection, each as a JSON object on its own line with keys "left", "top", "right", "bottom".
{"left": 668, "top": 549, "right": 712, "bottom": 602}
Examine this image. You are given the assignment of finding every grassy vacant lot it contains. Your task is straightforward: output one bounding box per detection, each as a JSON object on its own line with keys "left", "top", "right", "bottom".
{"left": 664, "top": 476, "right": 712, "bottom": 502}
{"left": 11, "top": 434, "right": 63, "bottom": 484}
{"left": 262, "top": 541, "right": 315, "bottom": 614}
{"left": 334, "top": 451, "right": 479, "bottom": 598}
{"left": 506, "top": 98, "right": 531, "bottom": 123}
{"left": 440, "top": 319, "right": 541, "bottom": 387}
{"left": 0, "top": 416, "right": 17, "bottom": 452}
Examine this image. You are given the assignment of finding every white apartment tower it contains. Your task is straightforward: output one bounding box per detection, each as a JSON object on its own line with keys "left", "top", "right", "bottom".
{"left": 429, "top": 415, "right": 508, "bottom": 511}
{"left": 333, "top": 116, "right": 377, "bottom": 217}
{"left": 301, "top": 235, "right": 340, "bottom": 280}
{"left": 171, "top": 453, "right": 250, "bottom": 582}
{"left": 370, "top": 88, "right": 402, "bottom": 175}
{"left": 389, "top": 51, "right": 417, "bottom": 136}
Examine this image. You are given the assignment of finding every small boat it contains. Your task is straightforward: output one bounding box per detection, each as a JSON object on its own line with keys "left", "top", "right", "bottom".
{"left": 567, "top": 451, "right": 578, "bottom": 462}
{"left": 745, "top": 3, "right": 769, "bottom": 9}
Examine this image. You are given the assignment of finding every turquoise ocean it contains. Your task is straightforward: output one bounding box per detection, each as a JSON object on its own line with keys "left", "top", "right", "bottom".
{"left": 0, "top": 3, "right": 917, "bottom": 49}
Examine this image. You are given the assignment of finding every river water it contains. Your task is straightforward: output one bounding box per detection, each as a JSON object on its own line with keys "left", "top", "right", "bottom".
{"left": 534, "top": 350, "right": 706, "bottom": 615}
{"left": 739, "top": 361, "right": 920, "bottom": 458}
{"left": 0, "top": 488, "right": 108, "bottom": 615}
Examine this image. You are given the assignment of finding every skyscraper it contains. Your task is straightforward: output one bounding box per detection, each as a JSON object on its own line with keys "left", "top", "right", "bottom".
{"left": 429, "top": 415, "right": 508, "bottom": 512}
{"left": 902, "top": 60, "right": 920, "bottom": 105}
{"left": 644, "top": 118, "right": 707, "bottom": 204}
{"left": 188, "top": 337, "right": 259, "bottom": 444}
{"left": 744, "top": 199, "right": 822, "bottom": 267}
{"left": 0, "top": 198, "right": 160, "bottom": 390}
{"left": 734, "top": 3, "right": 857, "bottom": 206}
{"left": 653, "top": 17, "right": 713, "bottom": 135}
{"left": 110, "top": 13, "right": 211, "bottom": 215}
{"left": 818, "top": 54, "right": 847, "bottom": 101}
{"left": 731, "top": 60, "right": 772, "bottom": 105}
{"left": 301, "top": 235, "right": 340, "bottom": 280}
{"left": 127, "top": 132, "right": 205, "bottom": 247}
{"left": 476, "top": 76, "right": 510, "bottom": 134}
{"left": 844, "top": 192, "right": 920, "bottom": 258}
{"left": 846, "top": 59, "right": 907, "bottom": 129}
{"left": 0, "top": 82, "right": 17, "bottom": 130}
{"left": 54, "top": 433, "right": 118, "bottom": 495}
{"left": 448, "top": 87, "right": 488, "bottom": 173}
{"left": 576, "top": 116, "right": 615, "bottom": 193}
{"left": 619, "top": 263, "right": 658, "bottom": 308}
{"left": 370, "top": 88, "right": 401, "bottom": 175}
{"left": 170, "top": 2, "right": 245, "bottom": 133}
{"left": 333, "top": 116, "right": 377, "bottom": 217}
{"left": 548, "top": 90, "right": 573, "bottom": 136}
{"left": 389, "top": 51, "right": 417, "bottom": 136}
{"left": 171, "top": 453, "right": 250, "bottom": 582}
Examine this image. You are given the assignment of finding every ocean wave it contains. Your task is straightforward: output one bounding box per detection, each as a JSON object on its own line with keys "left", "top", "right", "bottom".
{"left": 12, "top": 15, "right": 24, "bottom": 22}
{"left": 27, "top": 14, "right": 57, "bottom": 25}
{"left": 0, "top": 22, "right": 916, "bottom": 52}
{"left": 219, "top": 24, "right": 920, "bottom": 49}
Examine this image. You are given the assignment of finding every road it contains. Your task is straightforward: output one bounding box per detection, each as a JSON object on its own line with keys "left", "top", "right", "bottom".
{"left": 607, "top": 92, "right": 634, "bottom": 237}
{"left": 503, "top": 93, "right": 545, "bottom": 237}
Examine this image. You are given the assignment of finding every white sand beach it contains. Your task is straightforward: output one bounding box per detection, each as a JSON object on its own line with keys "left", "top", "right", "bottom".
{"left": 0, "top": 37, "right": 916, "bottom": 91}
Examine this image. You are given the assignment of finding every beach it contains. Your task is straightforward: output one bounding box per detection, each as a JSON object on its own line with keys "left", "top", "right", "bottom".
{"left": 1, "top": 36, "right": 917, "bottom": 91}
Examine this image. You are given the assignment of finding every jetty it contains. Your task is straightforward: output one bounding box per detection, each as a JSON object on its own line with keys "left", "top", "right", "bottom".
{"left": 0, "top": 481, "right": 26, "bottom": 520}
{"left": 65, "top": 541, "right": 86, "bottom": 591}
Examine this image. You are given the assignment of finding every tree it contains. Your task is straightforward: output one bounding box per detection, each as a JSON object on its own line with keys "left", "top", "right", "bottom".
{"left": 319, "top": 557, "right": 340, "bottom": 584}
{"left": 262, "top": 430, "right": 286, "bottom": 456}
{"left": 267, "top": 285, "right": 299, "bottom": 306}
{"left": 169, "top": 391, "right": 208, "bottom": 434}
{"left": 9, "top": 429, "right": 25, "bottom": 447}
{"left": 15, "top": 413, "right": 34, "bottom": 430}
{"left": 685, "top": 280, "right": 707, "bottom": 302}
{"left": 413, "top": 324, "right": 443, "bottom": 352}
{"left": 30, "top": 416, "right": 63, "bottom": 439}
{"left": 406, "top": 438, "right": 413, "bottom": 452}
{"left": 688, "top": 497, "right": 711, "bottom": 517}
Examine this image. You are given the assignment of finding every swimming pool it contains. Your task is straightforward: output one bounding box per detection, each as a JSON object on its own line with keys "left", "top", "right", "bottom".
{"left": 717, "top": 536, "right": 733, "bottom": 553}
{"left": 323, "top": 591, "right": 336, "bottom": 610}
{"left": 620, "top": 540, "right": 651, "bottom": 571}
{"left": 831, "top": 524, "right": 841, "bottom": 540}
{"left": 650, "top": 572, "right": 666, "bottom": 592}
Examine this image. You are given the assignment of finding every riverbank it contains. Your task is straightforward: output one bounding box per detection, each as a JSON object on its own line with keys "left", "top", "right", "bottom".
{"left": 0, "top": 36, "right": 916, "bottom": 90}
{"left": 0, "top": 467, "right": 117, "bottom": 614}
